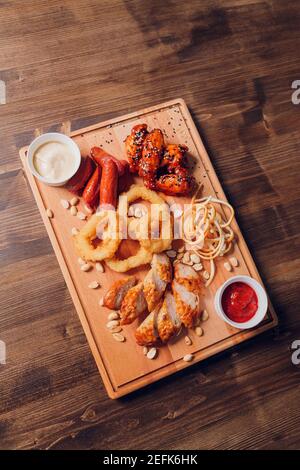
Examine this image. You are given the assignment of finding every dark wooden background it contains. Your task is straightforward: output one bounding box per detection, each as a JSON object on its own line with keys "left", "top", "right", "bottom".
{"left": 0, "top": 0, "right": 300, "bottom": 450}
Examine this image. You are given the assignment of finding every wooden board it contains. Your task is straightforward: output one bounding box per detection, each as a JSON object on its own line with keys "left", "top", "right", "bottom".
{"left": 19, "top": 98, "right": 278, "bottom": 399}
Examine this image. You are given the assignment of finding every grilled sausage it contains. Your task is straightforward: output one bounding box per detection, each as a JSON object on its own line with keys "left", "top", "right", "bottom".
{"left": 82, "top": 165, "right": 101, "bottom": 209}
{"left": 65, "top": 157, "right": 94, "bottom": 194}
{"left": 90, "top": 147, "right": 127, "bottom": 176}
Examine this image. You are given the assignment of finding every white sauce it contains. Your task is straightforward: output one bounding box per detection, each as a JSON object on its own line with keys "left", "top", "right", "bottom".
{"left": 33, "top": 142, "right": 77, "bottom": 182}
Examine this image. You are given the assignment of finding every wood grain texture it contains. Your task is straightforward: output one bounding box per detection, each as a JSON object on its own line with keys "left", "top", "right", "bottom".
{"left": 0, "top": 0, "right": 299, "bottom": 449}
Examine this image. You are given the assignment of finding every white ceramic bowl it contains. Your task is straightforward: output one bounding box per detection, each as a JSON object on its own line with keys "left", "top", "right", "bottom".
{"left": 214, "top": 275, "right": 268, "bottom": 329}
{"left": 27, "top": 132, "right": 81, "bottom": 186}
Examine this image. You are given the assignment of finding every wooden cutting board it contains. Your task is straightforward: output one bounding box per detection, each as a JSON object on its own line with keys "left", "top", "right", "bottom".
{"left": 19, "top": 98, "right": 278, "bottom": 399}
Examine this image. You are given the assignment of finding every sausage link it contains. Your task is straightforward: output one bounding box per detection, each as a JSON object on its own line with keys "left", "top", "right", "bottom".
{"left": 91, "top": 147, "right": 127, "bottom": 176}
{"left": 66, "top": 157, "right": 94, "bottom": 194}
{"left": 99, "top": 160, "right": 118, "bottom": 209}
{"left": 118, "top": 161, "right": 131, "bottom": 193}
{"left": 82, "top": 166, "right": 102, "bottom": 208}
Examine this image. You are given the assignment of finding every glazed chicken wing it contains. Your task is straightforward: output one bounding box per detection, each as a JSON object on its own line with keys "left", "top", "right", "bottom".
{"left": 160, "top": 144, "right": 188, "bottom": 172}
{"left": 124, "top": 125, "right": 196, "bottom": 196}
{"left": 155, "top": 169, "right": 195, "bottom": 196}
{"left": 139, "top": 129, "right": 164, "bottom": 189}
{"left": 125, "top": 124, "right": 148, "bottom": 173}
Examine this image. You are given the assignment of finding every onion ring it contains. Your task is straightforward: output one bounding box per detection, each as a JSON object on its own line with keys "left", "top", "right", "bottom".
{"left": 74, "top": 211, "right": 120, "bottom": 261}
{"left": 105, "top": 185, "right": 173, "bottom": 272}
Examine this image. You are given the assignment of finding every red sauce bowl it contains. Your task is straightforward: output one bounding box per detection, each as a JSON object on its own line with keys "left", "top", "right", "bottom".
{"left": 214, "top": 275, "right": 268, "bottom": 329}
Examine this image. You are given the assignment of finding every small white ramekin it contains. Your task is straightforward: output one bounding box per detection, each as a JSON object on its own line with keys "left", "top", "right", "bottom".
{"left": 214, "top": 275, "right": 268, "bottom": 329}
{"left": 27, "top": 132, "right": 81, "bottom": 187}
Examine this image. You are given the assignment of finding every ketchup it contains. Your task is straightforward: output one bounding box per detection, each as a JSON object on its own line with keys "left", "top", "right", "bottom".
{"left": 221, "top": 282, "right": 258, "bottom": 323}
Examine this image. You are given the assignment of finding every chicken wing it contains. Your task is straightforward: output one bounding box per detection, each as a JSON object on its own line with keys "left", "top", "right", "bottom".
{"left": 139, "top": 129, "right": 164, "bottom": 189}
{"left": 143, "top": 253, "right": 172, "bottom": 311}
{"left": 160, "top": 144, "right": 188, "bottom": 172}
{"left": 120, "top": 282, "right": 148, "bottom": 325}
{"left": 103, "top": 276, "right": 137, "bottom": 310}
{"left": 155, "top": 169, "right": 195, "bottom": 196}
{"left": 125, "top": 124, "right": 148, "bottom": 173}
{"left": 172, "top": 263, "right": 202, "bottom": 327}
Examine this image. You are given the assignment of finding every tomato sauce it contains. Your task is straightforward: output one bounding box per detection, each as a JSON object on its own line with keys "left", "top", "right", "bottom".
{"left": 221, "top": 282, "right": 258, "bottom": 323}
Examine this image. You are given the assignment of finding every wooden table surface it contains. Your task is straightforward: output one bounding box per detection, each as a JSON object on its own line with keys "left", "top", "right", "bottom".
{"left": 0, "top": 0, "right": 299, "bottom": 450}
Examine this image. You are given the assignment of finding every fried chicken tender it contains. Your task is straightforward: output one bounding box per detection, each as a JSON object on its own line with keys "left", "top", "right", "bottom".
{"left": 120, "top": 282, "right": 148, "bottom": 325}
{"left": 103, "top": 276, "right": 137, "bottom": 310}
{"left": 143, "top": 253, "right": 172, "bottom": 312}
{"left": 135, "top": 304, "right": 160, "bottom": 346}
{"left": 172, "top": 263, "right": 203, "bottom": 328}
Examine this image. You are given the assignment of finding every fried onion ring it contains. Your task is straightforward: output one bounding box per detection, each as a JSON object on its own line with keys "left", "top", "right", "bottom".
{"left": 74, "top": 211, "right": 120, "bottom": 261}
{"left": 105, "top": 185, "right": 173, "bottom": 272}
{"left": 105, "top": 246, "right": 153, "bottom": 272}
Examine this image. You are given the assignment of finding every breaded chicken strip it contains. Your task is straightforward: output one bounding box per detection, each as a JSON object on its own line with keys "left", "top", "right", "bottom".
{"left": 103, "top": 276, "right": 137, "bottom": 310}
{"left": 172, "top": 263, "right": 202, "bottom": 328}
{"left": 143, "top": 253, "right": 172, "bottom": 312}
{"left": 120, "top": 282, "right": 148, "bottom": 325}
